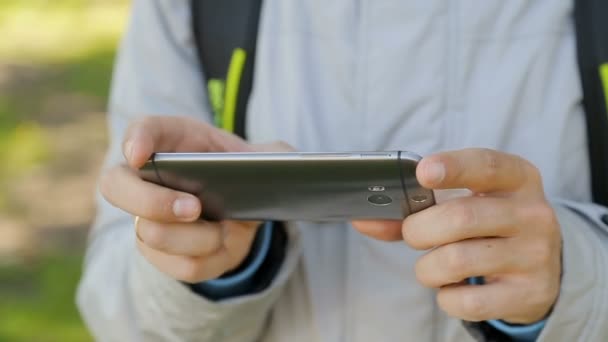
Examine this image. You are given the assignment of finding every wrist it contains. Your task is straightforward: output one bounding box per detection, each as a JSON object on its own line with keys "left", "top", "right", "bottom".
{"left": 188, "top": 221, "right": 287, "bottom": 300}
{"left": 202, "top": 222, "right": 273, "bottom": 290}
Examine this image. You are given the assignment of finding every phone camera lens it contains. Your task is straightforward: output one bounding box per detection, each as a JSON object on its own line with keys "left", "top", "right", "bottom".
{"left": 367, "top": 194, "right": 393, "bottom": 206}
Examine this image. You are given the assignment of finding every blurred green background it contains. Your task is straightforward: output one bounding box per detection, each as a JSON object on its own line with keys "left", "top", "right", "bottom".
{"left": 0, "top": 1, "right": 129, "bottom": 340}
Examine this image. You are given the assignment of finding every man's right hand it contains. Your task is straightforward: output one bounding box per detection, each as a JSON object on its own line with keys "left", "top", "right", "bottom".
{"left": 99, "top": 116, "right": 289, "bottom": 283}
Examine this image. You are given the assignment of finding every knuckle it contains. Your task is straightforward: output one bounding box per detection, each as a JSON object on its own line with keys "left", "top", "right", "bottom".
{"left": 531, "top": 284, "right": 552, "bottom": 309}
{"left": 202, "top": 226, "right": 224, "bottom": 254}
{"left": 534, "top": 204, "right": 558, "bottom": 228}
{"left": 520, "top": 202, "right": 559, "bottom": 235}
{"left": 538, "top": 276, "right": 560, "bottom": 305}
{"left": 523, "top": 160, "right": 542, "bottom": 184}
{"left": 481, "top": 149, "right": 501, "bottom": 182}
{"left": 535, "top": 245, "right": 553, "bottom": 267}
{"left": 142, "top": 222, "right": 168, "bottom": 250}
{"left": 461, "top": 292, "right": 488, "bottom": 321}
{"left": 163, "top": 195, "right": 177, "bottom": 218}
{"left": 414, "top": 258, "right": 434, "bottom": 287}
{"left": 449, "top": 201, "right": 478, "bottom": 231}
{"left": 518, "top": 277, "right": 557, "bottom": 319}
{"left": 502, "top": 204, "right": 521, "bottom": 234}
{"left": 145, "top": 192, "right": 175, "bottom": 220}
{"left": 98, "top": 167, "right": 122, "bottom": 201}
{"left": 528, "top": 239, "right": 554, "bottom": 267}
{"left": 176, "top": 258, "right": 206, "bottom": 283}
{"left": 402, "top": 218, "right": 423, "bottom": 248}
{"left": 443, "top": 244, "right": 470, "bottom": 277}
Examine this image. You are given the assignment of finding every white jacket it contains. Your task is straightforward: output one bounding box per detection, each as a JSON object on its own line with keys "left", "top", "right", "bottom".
{"left": 78, "top": 0, "right": 608, "bottom": 341}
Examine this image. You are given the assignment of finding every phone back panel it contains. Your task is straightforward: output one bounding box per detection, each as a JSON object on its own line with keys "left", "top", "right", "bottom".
{"left": 139, "top": 152, "right": 433, "bottom": 221}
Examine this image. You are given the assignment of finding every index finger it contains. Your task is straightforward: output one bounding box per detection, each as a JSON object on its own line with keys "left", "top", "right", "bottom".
{"left": 417, "top": 148, "right": 539, "bottom": 194}
{"left": 123, "top": 116, "right": 252, "bottom": 169}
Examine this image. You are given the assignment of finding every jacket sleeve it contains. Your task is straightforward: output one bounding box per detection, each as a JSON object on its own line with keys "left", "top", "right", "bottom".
{"left": 463, "top": 199, "right": 608, "bottom": 342}
{"left": 536, "top": 199, "right": 608, "bottom": 341}
{"left": 76, "top": 1, "right": 301, "bottom": 340}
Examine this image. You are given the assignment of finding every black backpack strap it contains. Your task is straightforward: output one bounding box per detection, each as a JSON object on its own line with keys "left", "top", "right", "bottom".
{"left": 190, "top": 2, "right": 288, "bottom": 296}
{"left": 575, "top": 0, "right": 608, "bottom": 207}
{"left": 191, "top": 0, "right": 263, "bottom": 139}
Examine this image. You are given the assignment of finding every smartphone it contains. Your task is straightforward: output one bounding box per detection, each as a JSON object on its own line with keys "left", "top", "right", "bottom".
{"left": 138, "top": 151, "right": 435, "bottom": 221}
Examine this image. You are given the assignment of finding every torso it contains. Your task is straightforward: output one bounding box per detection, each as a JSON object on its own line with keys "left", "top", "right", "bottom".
{"left": 246, "top": 1, "right": 588, "bottom": 340}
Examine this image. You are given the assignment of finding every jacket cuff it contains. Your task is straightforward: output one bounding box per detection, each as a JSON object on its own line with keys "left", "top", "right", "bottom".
{"left": 466, "top": 277, "right": 545, "bottom": 342}
{"left": 190, "top": 222, "right": 283, "bottom": 299}
{"left": 464, "top": 200, "right": 608, "bottom": 341}
{"left": 484, "top": 319, "right": 544, "bottom": 342}
{"left": 128, "top": 222, "right": 300, "bottom": 340}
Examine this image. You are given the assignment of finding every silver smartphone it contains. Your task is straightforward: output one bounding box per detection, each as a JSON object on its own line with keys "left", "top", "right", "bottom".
{"left": 138, "top": 151, "right": 435, "bottom": 221}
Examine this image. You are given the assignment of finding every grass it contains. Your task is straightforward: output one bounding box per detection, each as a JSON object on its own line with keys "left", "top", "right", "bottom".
{"left": 0, "top": 0, "right": 129, "bottom": 340}
{"left": 0, "top": 46, "right": 117, "bottom": 182}
{"left": 0, "top": 252, "right": 91, "bottom": 342}
{"left": 0, "top": 0, "right": 125, "bottom": 182}
{"left": 0, "top": 0, "right": 128, "bottom": 62}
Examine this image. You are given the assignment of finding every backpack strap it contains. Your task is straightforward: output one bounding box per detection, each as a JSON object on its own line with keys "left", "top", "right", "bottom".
{"left": 191, "top": 0, "right": 263, "bottom": 139}
{"left": 575, "top": 0, "right": 608, "bottom": 207}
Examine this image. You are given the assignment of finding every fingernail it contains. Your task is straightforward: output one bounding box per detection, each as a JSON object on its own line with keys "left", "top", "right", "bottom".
{"left": 425, "top": 162, "right": 445, "bottom": 184}
{"left": 124, "top": 139, "right": 134, "bottom": 162}
{"left": 173, "top": 196, "right": 200, "bottom": 219}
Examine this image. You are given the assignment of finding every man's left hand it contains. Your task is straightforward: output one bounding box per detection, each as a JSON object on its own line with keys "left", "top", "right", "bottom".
{"left": 353, "top": 148, "right": 562, "bottom": 324}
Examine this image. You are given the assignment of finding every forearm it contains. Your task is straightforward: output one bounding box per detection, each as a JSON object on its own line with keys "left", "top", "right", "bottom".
{"left": 77, "top": 202, "right": 301, "bottom": 341}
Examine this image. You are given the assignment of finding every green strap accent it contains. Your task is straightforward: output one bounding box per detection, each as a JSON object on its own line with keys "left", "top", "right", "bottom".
{"left": 600, "top": 63, "right": 608, "bottom": 111}
{"left": 207, "top": 79, "right": 226, "bottom": 127}
{"left": 222, "top": 48, "right": 247, "bottom": 133}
